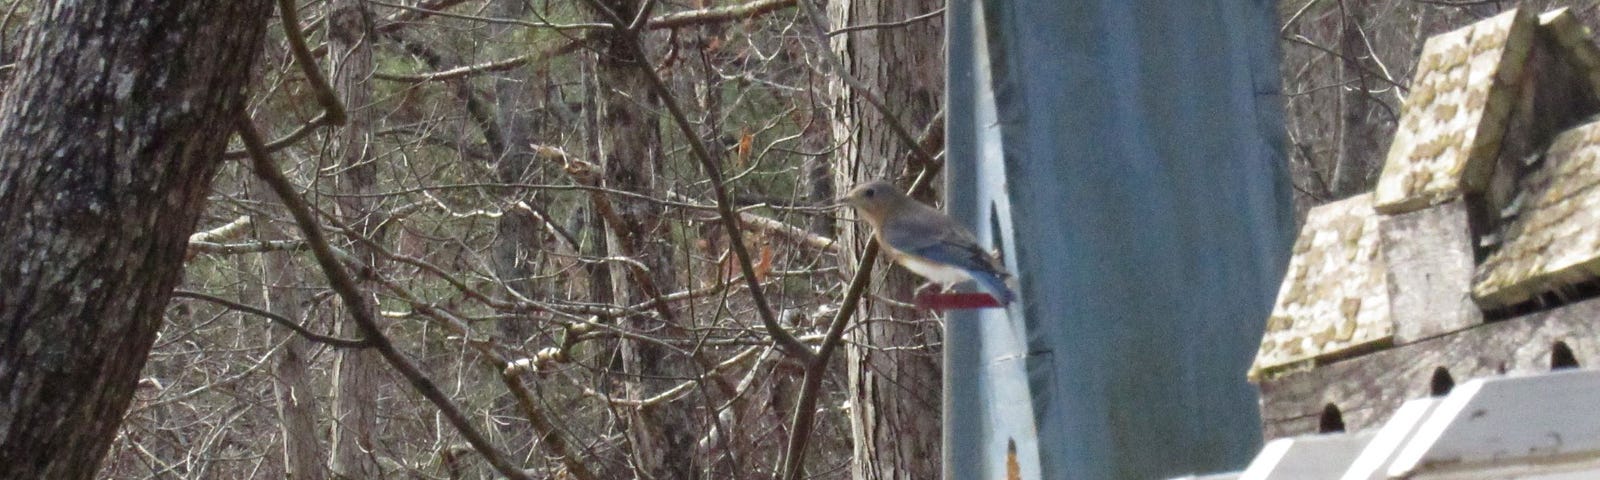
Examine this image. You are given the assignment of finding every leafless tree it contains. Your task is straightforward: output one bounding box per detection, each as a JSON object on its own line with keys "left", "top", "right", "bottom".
{"left": 19, "top": 0, "right": 1572, "bottom": 478}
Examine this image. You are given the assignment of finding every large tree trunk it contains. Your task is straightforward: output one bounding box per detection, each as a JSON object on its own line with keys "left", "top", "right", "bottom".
{"left": 325, "top": 1, "right": 386, "bottom": 477}
{"left": 586, "top": 1, "right": 696, "bottom": 477}
{"left": 826, "top": 0, "right": 945, "bottom": 478}
{"left": 0, "top": 1, "right": 274, "bottom": 478}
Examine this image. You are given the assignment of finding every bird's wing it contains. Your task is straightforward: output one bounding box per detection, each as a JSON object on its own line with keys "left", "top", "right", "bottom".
{"left": 881, "top": 213, "right": 1007, "bottom": 278}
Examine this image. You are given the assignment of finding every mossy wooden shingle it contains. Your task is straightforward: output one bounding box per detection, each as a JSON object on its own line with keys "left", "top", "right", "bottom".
{"left": 1251, "top": 194, "right": 1390, "bottom": 381}
{"left": 1256, "top": 6, "right": 1600, "bottom": 445}
{"left": 1373, "top": 9, "right": 1537, "bottom": 214}
{"left": 1474, "top": 120, "right": 1600, "bottom": 308}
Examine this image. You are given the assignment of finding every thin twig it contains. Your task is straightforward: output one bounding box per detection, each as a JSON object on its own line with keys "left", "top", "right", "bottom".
{"left": 1280, "top": 0, "right": 1325, "bottom": 35}
{"left": 351, "top": 255, "right": 603, "bottom": 480}
{"left": 172, "top": 290, "right": 369, "bottom": 348}
{"left": 825, "top": 7, "right": 943, "bottom": 37}
{"left": 371, "top": 0, "right": 611, "bottom": 30}
{"left": 373, "top": 42, "right": 582, "bottom": 82}
{"left": 222, "top": 112, "right": 334, "bottom": 159}
{"left": 625, "top": 0, "right": 658, "bottom": 31}
{"left": 376, "top": 0, "right": 472, "bottom": 33}
{"left": 1283, "top": 34, "right": 1408, "bottom": 93}
{"left": 619, "top": 24, "right": 814, "bottom": 361}
{"left": 236, "top": 115, "right": 533, "bottom": 480}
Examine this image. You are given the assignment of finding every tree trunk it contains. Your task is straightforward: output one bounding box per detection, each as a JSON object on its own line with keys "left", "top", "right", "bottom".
{"left": 325, "top": 1, "right": 385, "bottom": 477}
{"left": 268, "top": 268, "right": 330, "bottom": 480}
{"left": 1330, "top": 1, "right": 1381, "bottom": 198}
{"left": 802, "top": 99, "right": 836, "bottom": 237}
{"left": 0, "top": 0, "right": 274, "bottom": 478}
{"left": 826, "top": 0, "right": 945, "bottom": 478}
{"left": 486, "top": 0, "right": 546, "bottom": 348}
{"left": 252, "top": 177, "right": 330, "bottom": 480}
{"left": 587, "top": 2, "right": 696, "bottom": 477}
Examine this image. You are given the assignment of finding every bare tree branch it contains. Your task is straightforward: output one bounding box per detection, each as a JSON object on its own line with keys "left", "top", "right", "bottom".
{"left": 222, "top": 111, "right": 335, "bottom": 159}
{"left": 739, "top": 211, "right": 838, "bottom": 253}
{"left": 172, "top": 290, "right": 370, "bottom": 348}
{"left": 374, "top": 41, "right": 582, "bottom": 82}
{"left": 779, "top": 118, "right": 944, "bottom": 480}
{"left": 188, "top": 239, "right": 308, "bottom": 255}
{"left": 609, "top": 15, "right": 815, "bottom": 361}
{"left": 236, "top": 115, "right": 535, "bottom": 480}
{"left": 648, "top": 0, "right": 794, "bottom": 29}
{"left": 1282, "top": 34, "right": 1408, "bottom": 93}
{"left": 825, "top": 6, "right": 944, "bottom": 37}
{"left": 276, "top": 0, "right": 346, "bottom": 125}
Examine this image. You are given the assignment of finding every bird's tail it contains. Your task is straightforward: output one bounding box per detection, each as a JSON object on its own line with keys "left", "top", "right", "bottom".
{"left": 971, "top": 271, "right": 1016, "bottom": 305}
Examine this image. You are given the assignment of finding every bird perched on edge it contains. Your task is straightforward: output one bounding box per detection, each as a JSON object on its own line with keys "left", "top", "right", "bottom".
{"left": 840, "top": 180, "right": 1016, "bottom": 305}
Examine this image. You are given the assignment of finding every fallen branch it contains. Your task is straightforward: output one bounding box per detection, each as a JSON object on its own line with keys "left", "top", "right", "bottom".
{"left": 647, "top": 0, "right": 794, "bottom": 29}
{"left": 740, "top": 211, "right": 837, "bottom": 253}
{"left": 189, "top": 216, "right": 254, "bottom": 243}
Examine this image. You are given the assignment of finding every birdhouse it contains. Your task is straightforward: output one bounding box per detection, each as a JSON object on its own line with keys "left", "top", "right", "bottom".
{"left": 1161, "top": 9, "right": 1600, "bottom": 479}
{"left": 1248, "top": 6, "right": 1600, "bottom": 457}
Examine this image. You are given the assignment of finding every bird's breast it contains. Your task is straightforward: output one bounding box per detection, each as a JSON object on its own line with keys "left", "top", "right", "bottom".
{"left": 894, "top": 254, "right": 975, "bottom": 287}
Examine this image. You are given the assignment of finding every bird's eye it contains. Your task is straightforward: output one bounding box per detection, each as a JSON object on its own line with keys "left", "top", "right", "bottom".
{"left": 863, "top": 188, "right": 875, "bottom": 198}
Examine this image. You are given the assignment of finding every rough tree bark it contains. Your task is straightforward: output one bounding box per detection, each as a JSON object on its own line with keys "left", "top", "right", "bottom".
{"left": 586, "top": 0, "right": 697, "bottom": 477}
{"left": 826, "top": 0, "right": 946, "bottom": 478}
{"left": 267, "top": 259, "right": 330, "bottom": 480}
{"left": 253, "top": 176, "right": 329, "bottom": 480}
{"left": 802, "top": 92, "right": 836, "bottom": 237}
{"left": 0, "top": 0, "right": 274, "bottom": 478}
{"left": 325, "top": 1, "right": 386, "bottom": 477}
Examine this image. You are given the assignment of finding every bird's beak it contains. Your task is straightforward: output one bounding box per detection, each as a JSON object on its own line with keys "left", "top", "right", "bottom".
{"left": 829, "top": 197, "right": 850, "bottom": 209}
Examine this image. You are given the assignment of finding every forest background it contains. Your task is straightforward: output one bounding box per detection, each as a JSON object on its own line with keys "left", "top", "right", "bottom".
{"left": 0, "top": 0, "right": 1594, "bottom": 479}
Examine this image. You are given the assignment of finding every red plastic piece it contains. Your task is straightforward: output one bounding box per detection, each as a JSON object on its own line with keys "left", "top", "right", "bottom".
{"left": 914, "top": 291, "right": 1006, "bottom": 310}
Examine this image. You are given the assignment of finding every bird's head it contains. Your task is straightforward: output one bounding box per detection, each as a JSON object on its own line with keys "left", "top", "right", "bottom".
{"left": 838, "top": 180, "right": 909, "bottom": 225}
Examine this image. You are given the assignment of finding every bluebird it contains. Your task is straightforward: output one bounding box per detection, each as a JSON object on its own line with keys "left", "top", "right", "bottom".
{"left": 840, "top": 180, "right": 1016, "bottom": 304}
